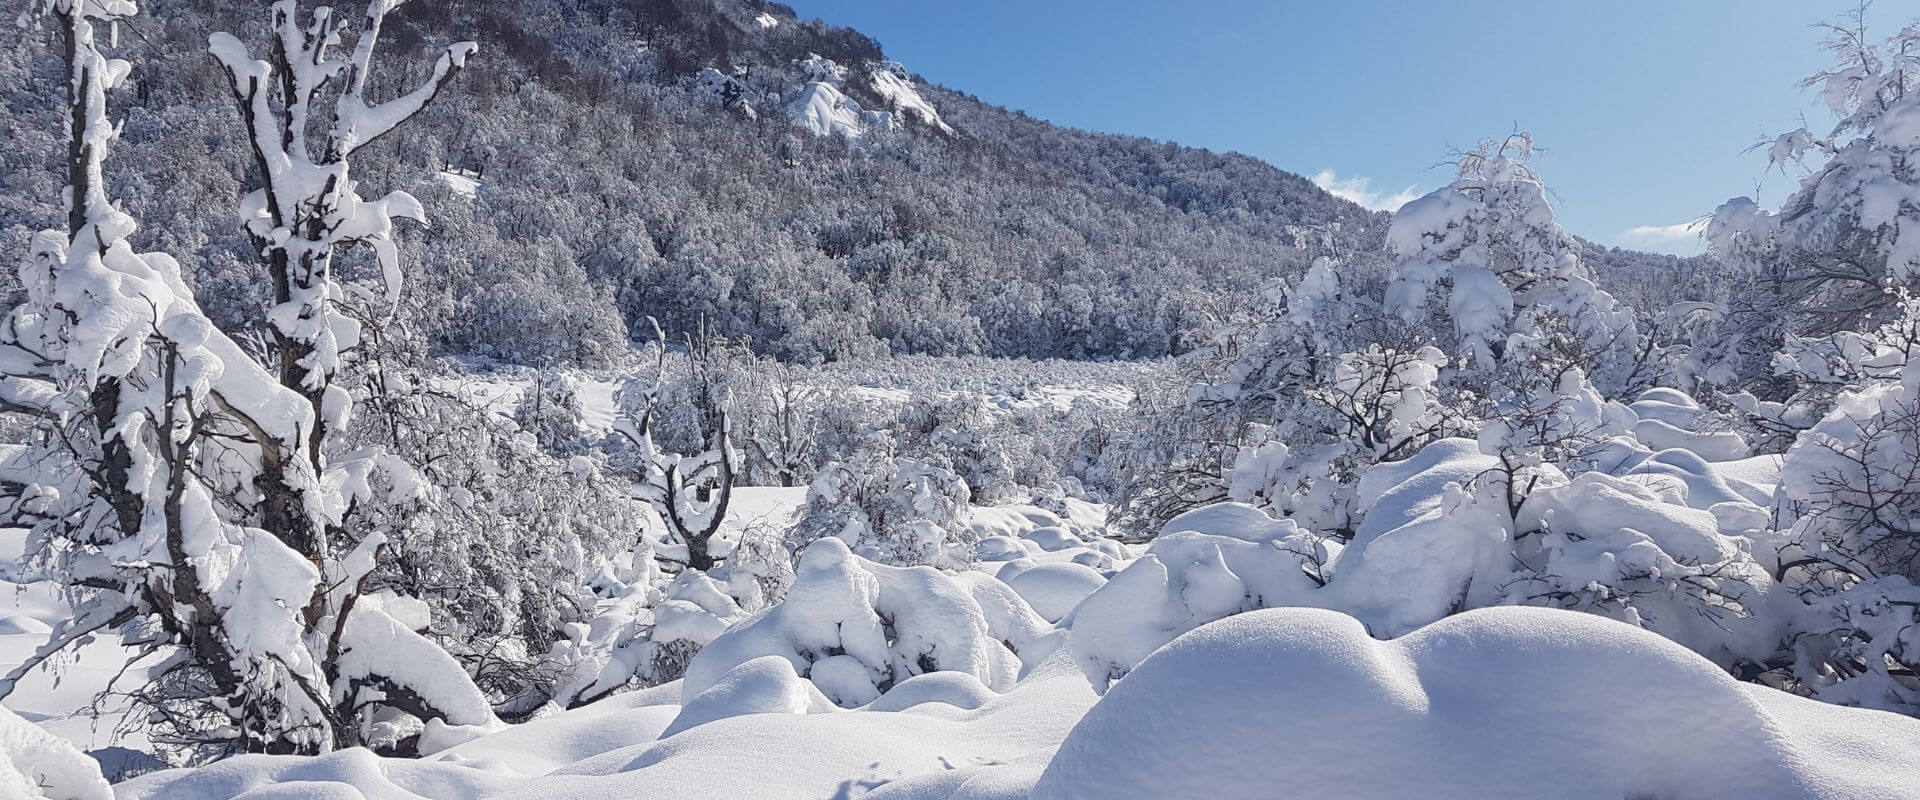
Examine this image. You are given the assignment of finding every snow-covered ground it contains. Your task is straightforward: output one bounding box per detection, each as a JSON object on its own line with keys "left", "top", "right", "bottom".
{"left": 16, "top": 442, "right": 1920, "bottom": 797}
{"left": 25, "top": 469, "right": 1914, "bottom": 798}
{"left": 438, "top": 357, "right": 1140, "bottom": 441}
{"left": 0, "top": 530, "right": 164, "bottom": 779}
{"left": 108, "top": 605, "right": 1920, "bottom": 799}
{"left": 429, "top": 170, "right": 482, "bottom": 199}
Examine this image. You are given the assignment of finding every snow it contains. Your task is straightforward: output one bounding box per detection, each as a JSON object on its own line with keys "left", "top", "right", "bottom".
{"left": 0, "top": 703, "right": 112, "bottom": 800}
{"left": 786, "top": 81, "right": 889, "bottom": 139}
{"left": 121, "top": 647, "right": 1101, "bottom": 800}
{"left": 1032, "top": 606, "right": 1920, "bottom": 800}
{"left": 867, "top": 63, "right": 953, "bottom": 135}
{"left": 754, "top": 12, "right": 779, "bottom": 29}
{"left": 1003, "top": 563, "right": 1105, "bottom": 623}
{"left": 431, "top": 171, "right": 481, "bottom": 198}
{"left": 114, "top": 606, "right": 1920, "bottom": 800}
{"left": 780, "top": 56, "right": 952, "bottom": 139}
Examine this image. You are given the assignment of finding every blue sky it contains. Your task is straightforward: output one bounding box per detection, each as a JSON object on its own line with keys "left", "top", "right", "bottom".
{"left": 790, "top": 0, "right": 1866, "bottom": 255}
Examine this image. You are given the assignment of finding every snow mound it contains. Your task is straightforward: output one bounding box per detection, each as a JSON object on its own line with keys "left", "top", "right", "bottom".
{"left": 1349, "top": 438, "right": 1496, "bottom": 546}
{"left": 861, "top": 670, "right": 996, "bottom": 713}
{"left": 1022, "top": 526, "right": 1084, "bottom": 552}
{"left": 1034, "top": 606, "right": 1920, "bottom": 800}
{"left": 967, "top": 505, "right": 1125, "bottom": 570}
{"left": 663, "top": 655, "right": 837, "bottom": 737}
{"left": 1330, "top": 457, "right": 1512, "bottom": 637}
{"left": 1005, "top": 562, "right": 1106, "bottom": 623}
{"left": 1159, "top": 501, "right": 1300, "bottom": 541}
{"left": 972, "top": 535, "right": 1027, "bottom": 562}
{"left": 0, "top": 704, "right": 112, "bottom": 800}
{"left": 0, "top": 614, "right": 51, "bottom": 635}
{"left": 1069, "top": 518, "right": 1327, "bottom": 690}
{"left": 681, "top": 539, "right": 1046, "bottom": 710}
{"left": 1629, "top": 387, "right": 1750, "bottom": 462}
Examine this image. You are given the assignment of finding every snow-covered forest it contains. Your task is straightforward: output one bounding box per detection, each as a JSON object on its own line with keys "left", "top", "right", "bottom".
{"left": 3, "top": 0, "right": 1920, "bottom": 798}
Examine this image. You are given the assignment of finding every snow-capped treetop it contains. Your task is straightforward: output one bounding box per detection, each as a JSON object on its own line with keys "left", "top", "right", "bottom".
{"left": 208, "top": 0, "right": 477, "bottom": 400}
{"left": 1386, "top": 134, "right": 1565, "bottom": 364}
{"left": 1740, "top": 12, "right": 1920, "bottom": 283}
{"left": 1386, "top": 133, "right": 1642, "bottom": 394}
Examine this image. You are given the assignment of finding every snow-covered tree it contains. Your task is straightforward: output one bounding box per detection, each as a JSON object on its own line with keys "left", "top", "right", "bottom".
{"left": 739, "top": 364, "right": 821, "bottom": 487}
{"left": 1169, "top": 257, "right": 1460, "bottom": 537}
{"left": 207, "top": 0, "right": 476, "bottom": 560}
{"left": 0, "top": 0, "right": 497, "bottom": 761}
{"left": 786, "top": 432, "right": 976, "bottom": 569}
{"left": 1387, "top": 133, "right": 1647, "bottom": 396}
{"left": 1768, "top": 291, "right": 1920, "bottom": 712}
{"left": 1697, "top": 9, "right": 1920, "bottom": 412}
{"left": 617, "top": 321, "right": 739, "bottom": 573}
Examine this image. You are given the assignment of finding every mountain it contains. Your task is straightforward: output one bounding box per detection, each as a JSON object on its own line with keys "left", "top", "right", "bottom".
{"left": 0, "top": 0, "right": 1431, "bottom": 365}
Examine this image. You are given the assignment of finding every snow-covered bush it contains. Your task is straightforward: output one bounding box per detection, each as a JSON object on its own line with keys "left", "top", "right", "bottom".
{"left": 895, "top": 392, "right": 1019, "bottom": 504}
{"left": 1771, "top": 295, "right": 1920, "bottom": 712}
{"left": 550, "top": 559, "right": 746, "bottom": 708}
{"left": 1780, "top": 295, "right": 1920, "bottom": 581}
{"left": 1507, "top": 471, "right": 1776, "bottom": 664}
{"left": 1140, "top": 255, "right": 1461, "bottom": 538}
{"left": 515, "top": 370, "right": 592, "bottom": 452}
{"left": 344, "top": 377, "right": 639, "bottom": 714}
{"left": 682, "top": 538, "right": 1049, "bottom": 708}
{"left": 786, "top": 437, "right": 976, "bottom": 568}
{"left": 1069, "top": 503, "right": 1331, "bottom": 690}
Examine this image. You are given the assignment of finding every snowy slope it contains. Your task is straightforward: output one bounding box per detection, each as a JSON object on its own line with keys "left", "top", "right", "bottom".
{"left": 785, "top": 81, "right": 890, "bottom": 138}
{"left": 867, "top": 63, "right": 953, "bottom": 135}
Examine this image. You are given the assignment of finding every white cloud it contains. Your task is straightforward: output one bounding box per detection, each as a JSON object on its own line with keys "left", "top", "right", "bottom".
{"left": 1620, "top": 220, "right": 1708, "bottom": 251}
{"left": 1311, "top": 170, "right": 1420, "bottom": 213}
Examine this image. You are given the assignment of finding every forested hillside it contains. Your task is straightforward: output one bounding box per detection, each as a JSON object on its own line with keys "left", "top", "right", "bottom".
{"left": 0, "top": 0, "right": 1402, "bottom": 365}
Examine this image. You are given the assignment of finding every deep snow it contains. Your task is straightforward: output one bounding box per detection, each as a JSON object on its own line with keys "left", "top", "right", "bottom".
{"left": 109, "top": 607, "right": 1920, "bottom": 800}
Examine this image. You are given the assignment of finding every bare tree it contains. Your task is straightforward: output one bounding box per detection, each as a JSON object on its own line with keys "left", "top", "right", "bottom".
{"left": 619, "top": 319, "right": 738, "bottom": 572}
{"left": 744, "top": 365, "right": 821, "bottom": 487}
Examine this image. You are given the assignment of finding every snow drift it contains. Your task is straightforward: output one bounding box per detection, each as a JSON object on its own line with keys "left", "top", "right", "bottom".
{"left": 114, "top": 605, "right": 1920, "bottom": 799}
